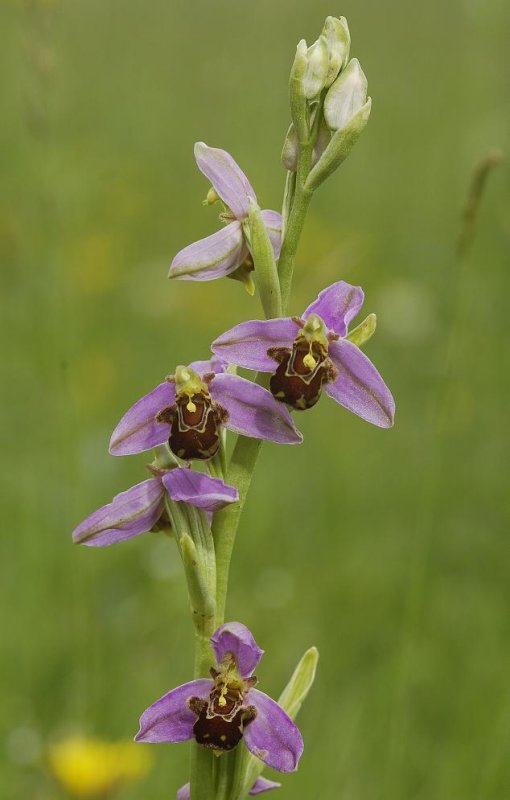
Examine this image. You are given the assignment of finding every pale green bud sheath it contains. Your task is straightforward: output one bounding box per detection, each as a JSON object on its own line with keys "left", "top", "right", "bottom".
{"left": 281, "top": 123, "right": 299, "bottom": 172}
{"left": 322, "top": 15, "right": 351, "bottom": 86}
{"left": 246, "top": 197, "right": 282, "bottom": 318}
{"left": 346, "top": 312, "right": 377, "bottom": 348}
{"left": 289, "top": 39, "right": 309, "bottom": 144}
{"left": 306, "top": 96, "right": 371, "bottom": 192}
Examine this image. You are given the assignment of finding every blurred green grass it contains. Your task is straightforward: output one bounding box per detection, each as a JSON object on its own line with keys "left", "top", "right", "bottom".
{"left": 1, "top": 0, "right": 509, "bottom": 797}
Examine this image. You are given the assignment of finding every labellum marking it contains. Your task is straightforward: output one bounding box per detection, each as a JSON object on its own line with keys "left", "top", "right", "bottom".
{"left": 188, "top": 656, "right": 257, "bottom": 753}
{"left": 268, "top": 335, "right": 338, "bottom": 410}
{"left": 156, "top": 395, "right": 228, "bottom": 461}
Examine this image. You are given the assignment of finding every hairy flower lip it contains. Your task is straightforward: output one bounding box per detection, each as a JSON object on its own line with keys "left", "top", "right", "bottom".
{"left": 211, "top": 280, "right": 395, "bottom": 428}
{"left": 108, "top": 358, "right": 302, "bottom": 458}
{"left": 135, "top": 623, "right": 303, "bottom": 773}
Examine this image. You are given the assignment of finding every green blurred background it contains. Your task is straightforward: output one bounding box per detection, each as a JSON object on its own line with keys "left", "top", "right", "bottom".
{"left": 1, "top": 0, "right": 509, "bottom": 797}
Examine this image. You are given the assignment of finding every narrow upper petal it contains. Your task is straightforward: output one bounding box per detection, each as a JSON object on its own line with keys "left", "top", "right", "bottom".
{"left": 212, "top": 318, "right": 300, "bottom": 372}
{"left": 162, "top": 468, "right": 238, "bottom": 512}
{"left": 109, "top": 382, "right": 175, "bottom": 456}
{"left": 194, "top": 142, "right": 256, "bottom": 219}
{"left": 210, "top": 373, "right": 303, "bottom": 445}
{"left": 188, "top": 356, "right": 228, "bottom": 376}
{"left": 169, "top": 222, "right": 246, "bottom": 281}
{"left": 176, "top": 777, "right": 280, "bottom": 800}
{"left": 135, "top": 679, "right": 213, "bottom": 744}
{"left": 303, "top": 281, "right": 364, "bottom": 336}
{"left": 250, "top": 777, "right": 281, "bottom": 795}
{"left": 72, "top": 478, "right": 164, "bottom": 547}
{"left": 326, "top": 339, "right": 395, "bottom": 427}
{"left": 260, "top": 210, "right": 283, "bottom": 260}
{"left": 244, "top": 689, "right": 304, "bottom": 773}
{"left": 211, "top": 622, "right": 264, "bottom": 677}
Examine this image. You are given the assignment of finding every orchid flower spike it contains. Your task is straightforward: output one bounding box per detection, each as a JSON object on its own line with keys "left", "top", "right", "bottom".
{"left": 212, "top": 281, "right": 395, "bottom": 428}
{"left": 136, "top": 622, "right": 303, "bottom": 773}
{"left": 109, "top": 357, "right": 302, "bottom": 461}
{"left": 169, "top": 143, "right": 282, "bottom": 284}
{"left": 72, "top": 466, "right": 238, "bottom": 547}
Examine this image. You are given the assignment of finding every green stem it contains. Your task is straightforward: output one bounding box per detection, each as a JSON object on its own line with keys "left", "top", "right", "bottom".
{"left": 278, "top": 144, "right": 313, "bottom": 312}
{"left": 212, "top": 435, "right": 262, "bottom": 627}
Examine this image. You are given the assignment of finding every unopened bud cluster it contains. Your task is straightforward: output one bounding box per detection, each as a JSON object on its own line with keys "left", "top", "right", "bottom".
{"left": 283, "top": 16, "right": 371, "bottom": 190}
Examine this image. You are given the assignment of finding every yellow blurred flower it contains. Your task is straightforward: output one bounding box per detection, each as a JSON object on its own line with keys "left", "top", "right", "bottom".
{"left": 48, "top": 737, "right": 152, "bottom": 797}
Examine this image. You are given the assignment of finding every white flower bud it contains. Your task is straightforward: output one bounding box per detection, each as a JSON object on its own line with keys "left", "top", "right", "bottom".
{"left": 322, "top": 16, "right": 351, "bottom": 87}
{"left": 324, "top": 58, "right": 368, "bottom": 132}
{"left": 303, "top": 35, "right": 329, "bottom": 100}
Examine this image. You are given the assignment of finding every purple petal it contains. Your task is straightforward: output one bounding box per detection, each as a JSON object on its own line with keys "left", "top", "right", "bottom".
{"left": 260, "top": 210, "right": 283, "bottom": 260}
{"left": 244, "top": 689, "right": 304, "bottom": 773}
{"left": 162, "top": 468, "right": 238, "bottom": 512}
{"left": 195, "top": 142, "right": 256, "bottom": 220}
{"left": 177, "top": 777, "right": 280, "bottom": 800}
{"left": 303, "top": 281, "right": 364, "bottom": 336}
{"left": 109, "top": 382, "right": 175, "bottom": 456}
{"left": 250, "top": 777, "right": 281, "bottom": 795}
{"left": 72, "top": 478, "right": 164, "bottom": 547}
{"left": 212, "top": 318, "right": 300, "bottom": 372}
{"left": 210, "top": 373, "right": 303, "bottom": 445}
{"left": 188, "top": 356, "right": 228, "bottom": 376}
{"left": 169, "top": 222, "right": 246, "bottom": 281}
{"left": 211, "top": 622, "right": 264, "bottom": 677}
{"left": 326, "top": 339, "right": 395, "bottom": 427}
{"left": 135, "top": 679, "right": 213, "bottom": 743}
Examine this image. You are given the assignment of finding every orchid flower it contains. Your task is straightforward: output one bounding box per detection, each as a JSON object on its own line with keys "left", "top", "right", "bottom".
{"left": 169, "top": 143, "right": 282, "bottom": 282}
{"left": 72, "top": 466, "right": 238, "bottom": 547}
{"left": 212, "top": 280, "right": 395, "bottom": 427}
{"left": 177, "top": 776, "right": 280, "bottom": 799}
{"left": 135, "top": 622, "right": 303, "bottom": 773}
{"left": 109, "top": 357, "right": 302, "bottom": 461}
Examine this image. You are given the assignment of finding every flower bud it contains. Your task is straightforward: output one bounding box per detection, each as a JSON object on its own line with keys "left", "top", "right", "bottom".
{"left": 324, "top": 58, "right": 368, "bottom": 132}
{"left": 289, "top": 39, "right": 309, "bottom": 143}
{"left": 303, "top": 35, "right": 329, "bottom": 100}
{"left": 305, "top": 96, "right": 372, "bottom": 192}
{"left": 322, "top": 16, "right": 351, "bottom": 87}
{"left": 281, "top": 123, "right": 299, "bottom": 171}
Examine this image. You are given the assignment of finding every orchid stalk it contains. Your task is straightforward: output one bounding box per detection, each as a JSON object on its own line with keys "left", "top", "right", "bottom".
{"left": 72, "top": 15, "right": 393, "bottom": 800}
